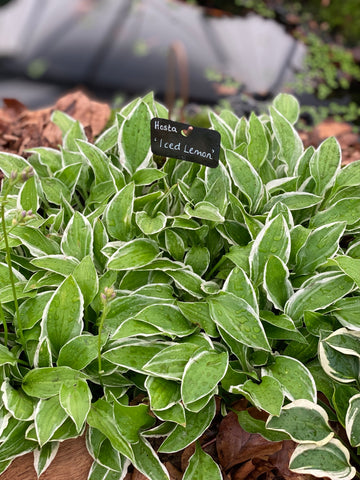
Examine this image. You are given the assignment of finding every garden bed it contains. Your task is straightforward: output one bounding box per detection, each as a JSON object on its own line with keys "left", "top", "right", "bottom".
{"left": 0, "top": 91, "right": 359, "bottom": 480}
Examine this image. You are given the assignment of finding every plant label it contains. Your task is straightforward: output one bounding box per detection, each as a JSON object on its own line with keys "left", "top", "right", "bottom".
{"left": 151, "top": 118, "right": 221, "bottom": 168}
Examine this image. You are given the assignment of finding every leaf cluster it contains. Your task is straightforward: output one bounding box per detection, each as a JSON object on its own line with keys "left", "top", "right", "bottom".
{"left": 0, "top": 92, "right": 359, "bottom": 479}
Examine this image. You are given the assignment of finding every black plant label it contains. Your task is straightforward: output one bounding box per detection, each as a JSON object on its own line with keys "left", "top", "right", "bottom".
{"left": 150, "top": 118, "right": 221, "bottom": 168}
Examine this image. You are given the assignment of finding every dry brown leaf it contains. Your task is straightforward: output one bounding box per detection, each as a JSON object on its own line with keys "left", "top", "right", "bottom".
{"left": 231, "top": 459, "right": 256, "bottom": 480}
{"left": 165, "top": 461, "right": 183, "bottom": 480}
{"left": 180, "top": 442, "right": 196, "bottom": 472}
{"left": 216, "top": 411, "right": 282, "bottom": 471}
{"left": 132, "top": 468, "right": 150, "bottom": 480}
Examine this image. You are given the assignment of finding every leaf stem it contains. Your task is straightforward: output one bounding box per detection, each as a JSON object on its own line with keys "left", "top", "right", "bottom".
{"left": 0, "top": 203, "right": 25, "bottom": 347}
{"left": 206, "top": 255, "right": 226, "bottom": 280}
{"left": 97, "top": 304, "right": 109, "bottom": 387}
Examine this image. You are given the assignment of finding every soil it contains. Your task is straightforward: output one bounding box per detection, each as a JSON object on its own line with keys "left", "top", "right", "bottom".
{"left": 0, "top": 91, "right": 357, "bottom": 479}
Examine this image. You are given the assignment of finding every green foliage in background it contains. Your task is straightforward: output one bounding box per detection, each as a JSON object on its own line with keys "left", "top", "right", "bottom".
{"left": 0, "top": 93, "right": 360, "bottom": 479}
{"left": 291, "top": 32, "right": 360, "bottom": 100}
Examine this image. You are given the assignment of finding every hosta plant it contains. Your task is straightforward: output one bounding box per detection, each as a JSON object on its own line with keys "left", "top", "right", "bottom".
{"left": 0, "top": 92, "right": 360, "bottom": 480}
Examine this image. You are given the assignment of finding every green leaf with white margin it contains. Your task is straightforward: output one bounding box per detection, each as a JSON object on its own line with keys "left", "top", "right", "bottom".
{"left": 264, "top": 192, "right": 322, "bottom": 212}
{"left": 289, "top": 438, "right": 356, "bottom": 480}
{"left": 334, "top": 159, "right": 360, "bottom": 190}
{"left": 31, "top": 255, "right": 79, "bottom": 276}
{"left": 51, "top": 110, "right": 75, "bottom": 136}
{"left": 40, "top": 176, "right": 71, "bottom": 204}
{"left": 22, "top": 367, "right": 87, "bottom": 398}
{"left": 107, "top": 239, "right": 159, "bottom": 271}
{"left": 235, "top": 410, "right": 289, "bottom": 442}
{"left": 87, "top": 460, "right": 129, "bottom": 480}
{"left": 34, "top": 337, "right": 52, "bottom": 368}
{"left": 0, "top": 419, "right": 35, "bottom": 462}
{"left": 0, "top": 152, "right": 30, "bottom": 177}
{"left": 319, "top": 332, "right": 360, "bottom": 384}
{"left": 0, "top": 344, "right": 18, "bottom": 366}
{"left": 264, "top": 255, "right": 293, "bottom": 310}
{"left": 310, "top": 198, "right": 360, "bottom": 229}
{"left": 58, "top": 334, "right": 104, "bottom": 370}
{"left": 41, "top": 417, "right": 80, "bottom": 443}
{"left": 0, "top": 406, "right": 11, "bottom": 439}
{"left": 231, "top": 376, "right": 284, "bottom": 416}
{"left": 131, "top": 437, "right": 170, "bottom": 480}
{"left": 221, "top": 364, "right": 247, "bottom": 392}
{"left": 158, "top": 397, "right": 216, "bottom": 453}
{"left": 104, "top": 183, "right": 134, "bottom": 241}
{"left": 136, "top": 211, "right": 167, "bottom": 235}
{"left": 181, "top": 350, "right": 228, "bottom": 406}
{"left": 324, "top": 328, "right": 360, "bottom": 357}
{"left": 185, "top": 389, "right": 216, "bottom": 413}
{"left": 73, "top": 255, "right": 99, "bottom": 307}
{"left": 166, "top": 269, "right": 204, "bottom": 298}
{"left": 295, "top": 222, "right": 346, "bottom": 275}
{"left": 43, "top": 275, "right": 84, "bottom": 353}
{"left": 223, "top": 267, "right": 258, "bottom": 313}
{"left": 1, "top": 379, "right": 35, "bottom": 421}
{"left": 262, "top": 355, "right": 317, "bottom": 402}
{"left": 250, "top": 214, "right": 290, "bottom": 285}
{"left": 94, "top": 121, "right": 119, "bottom": 152}
{"left": 103, "top": 341, "right": 166, "bottom": 373}
{"left": 111, "top": 318, "right": 162, "bottom": 339}
{"left": 165, "top": 229, "right": 185, "bottom": 262}
{"left": 208, "top": 111, "right": 233, "bottom": 150}
{"left": 153, "top": 403, "right": 186, "bottom": 426}
{"left": 59, "top": 379, "right": 91, "bottom": 433}
{"left": 185, "top": 246, "right": 210, "bottom": 276}
{"left": 143, "top": 343, "right": 200, "bottom": 380}
{"left": 334, "top": 255, "right": 360, "bottom": 288}
{"left": 285, "top": 272, "right": 354, "bottom": 324}
{"left": 87, "top": 399, "right": 133, "bottom": 459}
{"left": 134, "top": 304, "right": 196, "bottom": 337}
{"left": 146, "top": 377, "right": 181, "bottom": 411}
{"left": 61, "top": 211, "right": 93, "bottom": 261}
{"left": 76, "top": 139, "right": 113, "bottom": 184}
{"left": 225, "top": 149, "right": 264, "bottom": 213}
{"left": 261, "top": 311, "right": 306, "bottom": 343}
{"left": 33, "top": 442, "right": 59, "bottom": 477}
{"left": 183, "top": 442, "right": 222, "bottom": 480}
{"left": 208, "top": 292, "right": 270, "bottom": 351}
{"left": 266, "top": 399, "right": 333, "bottom": 445}
{"left": 247, "top": 112, "right": 269, "bottom": 170}
{"left": 87, "top": 429, "right": 127, "bottom": 473}
{"left": 330, "top": 297, "right": 360, "bottom": 331}
{"left": 119, "top": 101, "right": 153, "bottom": 175}
{"left": 113, "top": 401, "right": 154, "bottom": 443}
{"left": 177, "top": 302, "right": 217, "bottom": 337}
{"left": 18, "top": 292, "right": 53, "bottom": 330}
{"left": 63, "top": 120, "right": 86, "bottom": 152}
{"left": 270, "top": 106, "right": 303, "bottom": 175}
{"left": 345, "top": 393, "right": 360, "bottom": 447}
{"left": 19, "top": 175, "right": 38, "bottom": 212}
{"left": 55, "top": 163, "right": 82, "bottom": 194}
{"left": 184, "top": 202, "right": 224, "bottom": 222}
{"left": 273, "top": 93, "right": 300, "bottom": 124}
{"left": 10, "top": 225, "right": 59, "bottom": 257}
{"left": 35, "top": 395, "right": 68, "bottom": 446}
{"left": 132, "top": 168, "right": 167, "bottom": 186}
{"left": 310, "top": 137, "right": 341, "bottom": 196}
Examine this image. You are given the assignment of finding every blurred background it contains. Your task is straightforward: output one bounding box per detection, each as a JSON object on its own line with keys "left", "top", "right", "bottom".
{"left": 0, "top": 0, "right": 360, "bottom": 129}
